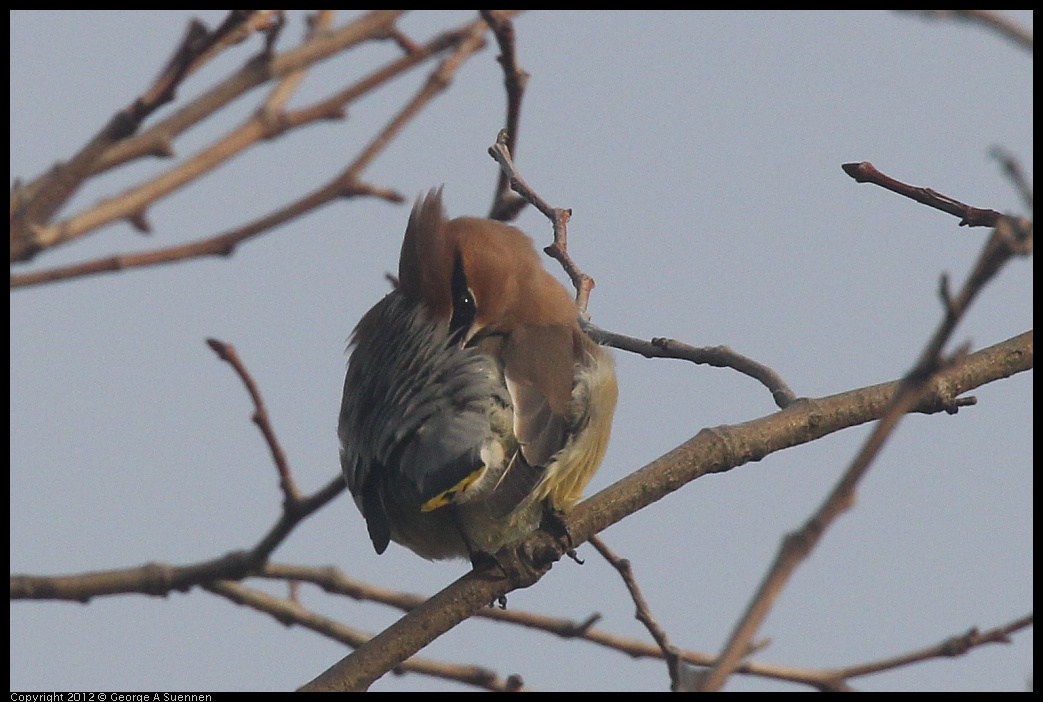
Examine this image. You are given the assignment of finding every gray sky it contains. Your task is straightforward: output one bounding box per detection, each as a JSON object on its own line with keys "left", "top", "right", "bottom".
{"left": 10, "top": 11, "right": 1032, "bottom": 692}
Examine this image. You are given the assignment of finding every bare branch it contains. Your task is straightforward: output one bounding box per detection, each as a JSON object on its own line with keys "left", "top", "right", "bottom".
{"left": 697, "top": 196, "right": 1032, "bottom": 692}
{"left": 900, "top": 10, "right": 1033, "bottom": 52}
{"left": 9, "top": 473, "right": 345, "bottom": 603}
{"left": 10, "top": 16, "right": 503, "bottom": 290}
{"left": 94, "top": 11, "right": 403, "bottom": 175}
{"left": 205, "top": 580, "right": 527, "bottom": 691}
{"left": 9, "top": 11, "right": 287, "bottom": 263}
{"left": 481, "top": 11, "right": 531, "bottom": 221}
{"left": 990, "top": 146, "right": 1034, "bottom": 213}
{"left": 10, "top": 329, "right": 1030, "bottom": 680}
{"left": 341, "top": 17, "right": 491, "bottom": 182}
{"left": 298, "top": 330, "right": 1032, "bottom": 691}
{"left": 831, "top": 613, "right": 1034, "bottom": 682}
{"left": 254, "top": 562, "right": 843, "bottom": 688}
{"left": 137, "top": 12, "right": 281, "bottom": 120}
{"left": 10, "top": 11, "right": 407, "bottom": 264}
{"left": 583, "top": 320, "right": 798, "bottom": 409}
{"left": 590, "top": 536, "right": 687, "bottom": 691}
{"left": 206, "top": 338, "right": 299, "bottom": 504}
{"left": 841, "top": 161, "right": 1006, "bottom": 227}
{"left": 8, "top": 182, "right": 401, "bottom": 289}
{"left": 488, "top": 129, "right": 595, "bottom": 309}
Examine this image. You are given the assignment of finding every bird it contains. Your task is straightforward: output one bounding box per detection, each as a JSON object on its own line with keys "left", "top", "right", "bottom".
{"left": 338, "top": 187, "right": 617, "bottom": 564}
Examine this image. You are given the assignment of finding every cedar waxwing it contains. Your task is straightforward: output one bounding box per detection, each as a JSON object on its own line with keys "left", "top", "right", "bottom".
{"left": 338, "top": 188, "right": 617, "bottom": 562}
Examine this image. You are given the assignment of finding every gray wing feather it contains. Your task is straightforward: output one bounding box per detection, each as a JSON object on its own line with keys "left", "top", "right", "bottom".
{"left": 338, "top": 291, "right": 509, "bottom": 515}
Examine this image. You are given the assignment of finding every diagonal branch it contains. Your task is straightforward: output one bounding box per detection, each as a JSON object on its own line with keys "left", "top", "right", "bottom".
{"left": 92, "top": 11, "right": 404, "bottom": 175}
{"left": 990, "top": 146, "right": 1034, "bottom": 213}
{"left": 10, "top": 335, "right": 349, "bottom": 603}
{"left": 583, "top": 320, "right": 798, "bottom": 409}
{"left": 488, "top": 129, "right": 594, "bottom": 310}
{"left": 481, "top": 10, "right": 531, "bottom": 222}
{"left": 206, "top": 338, "right": 299, "bottom": 504}
{"left": 10, "top": 15, "right": 506, "bottom": 290}
{"left": 206, "top": 580, "right": 527, "bottom": 691}
{"left": 841, "top": 161, "right": 1007, "bottom": 227}
{"left": 831, "top": 612, "right": 1034, "bottom": 682}
{"left": 900, "top": 10, "right": 1033, "bottom": 52}
{"left": 298, "top": 329, "right": 1032, "bottom": 691}
{"left": 590, "top": 535, "right": 686, "bottom": 691}
{"left": 9, "top": 10, "right": 292, "bottom": 263}
{"left": 245, "top": 563, "right": 1034, "bottom": 690}
{"left": 696, "top": 210, "right": 1032, "bottom": 691}
{"left": 11, "top": 12, "right": 409, "bottom": 268}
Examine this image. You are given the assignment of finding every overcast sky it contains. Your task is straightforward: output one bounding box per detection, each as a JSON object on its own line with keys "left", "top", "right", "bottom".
{"left": 10, "top": 11, "right": 1032, "bottom": 692}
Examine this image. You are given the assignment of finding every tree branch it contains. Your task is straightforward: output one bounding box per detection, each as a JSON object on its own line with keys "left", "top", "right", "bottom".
{"left": 583, "top": 320, "right": 798, "bottom": 409}
{"left": 10, "top": 11, "right": 401, "bottom": 264}
{"left": 298, "top": 330, "right": 1032, "bottom": 690}
{"left": 841, "top": 161, "right": 1006, "bottom": 227}
{"left": 481, "top": 11, "right": 531, "bottom": 222}
{"left": 10, "top": 14, "right": 508, "bottom": 290}
{"left": 696, "top": 205, "right": 1032, "bottom": 692}
{"left": 488, "top": 129, "right": 594, "bottom": 310}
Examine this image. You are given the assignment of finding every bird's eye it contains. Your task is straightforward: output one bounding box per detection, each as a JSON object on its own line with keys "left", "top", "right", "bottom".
{"left": 448, "top": 251, "right": 476, "bottom": 342}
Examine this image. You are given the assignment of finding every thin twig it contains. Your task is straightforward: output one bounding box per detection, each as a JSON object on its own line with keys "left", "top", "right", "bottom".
{"left": 8, "top": 182, "right": 400, "bottom": 289}
{"left": 10, "top": 11, "right": 406, "bottom": 264}
{"left": 831, "top": 613, "right": 1034, "bottom": 681}
{"left": 206, "top": 338, "right": 299, "bottom": 504}
{"left": 94, "top": 11, "right": 404, "bottom": 175}
{"left": 206, "top": 579, "right": 527, "bottom": 691}
{"left": 9, "top": 11, "right": 274, "bottom": 263}
{"left": 259, "top": 11, "right": 326, "bottom": 117}
{"left": 9, "top": 476, "right": 346, "bottom": 603}
{"left": 256, "top": 562, "right": 839, "bottom": 688}
{"left": 10, "top": 17, "right": 497, "bottom": 290}
{"left": 488, "top": 129, "right": 594, "bottom": 309}
{"left": 299, "top": 329, "right": 1032, "bottom": 691}
{"left": 244, "top": 565, "right": 1036, "bottom": 689}
{"left": 900, "top": 10, "right": 1033, "bottom": 52}
{"left": 590, "top": 536, "right": 687, "bottom": 690}
{"left": 841, "top": 161, "right": 1006, "bottom": 227}
{"left": 583, "top": 320, "right": 797, "bottom": 409}
{"left": 12, "top": 330, "right": 1029, "bottom": 605}
{"left": 481, "top": 10, "right": 530, "bottom": 222}
{"left": 696, "top": 187, "right": 1032, "bottom": 692}
{"left": 990, "top": 146, "right": 1034, "bottom": 214}
{"left": 384, "top": 26, "right": 423, "bottom": 55}
{"left": 14, "top": 14, "right": 405, "bottom": 260}
{"left": 341, "top": 17, "right": 490, "bottom": 182}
